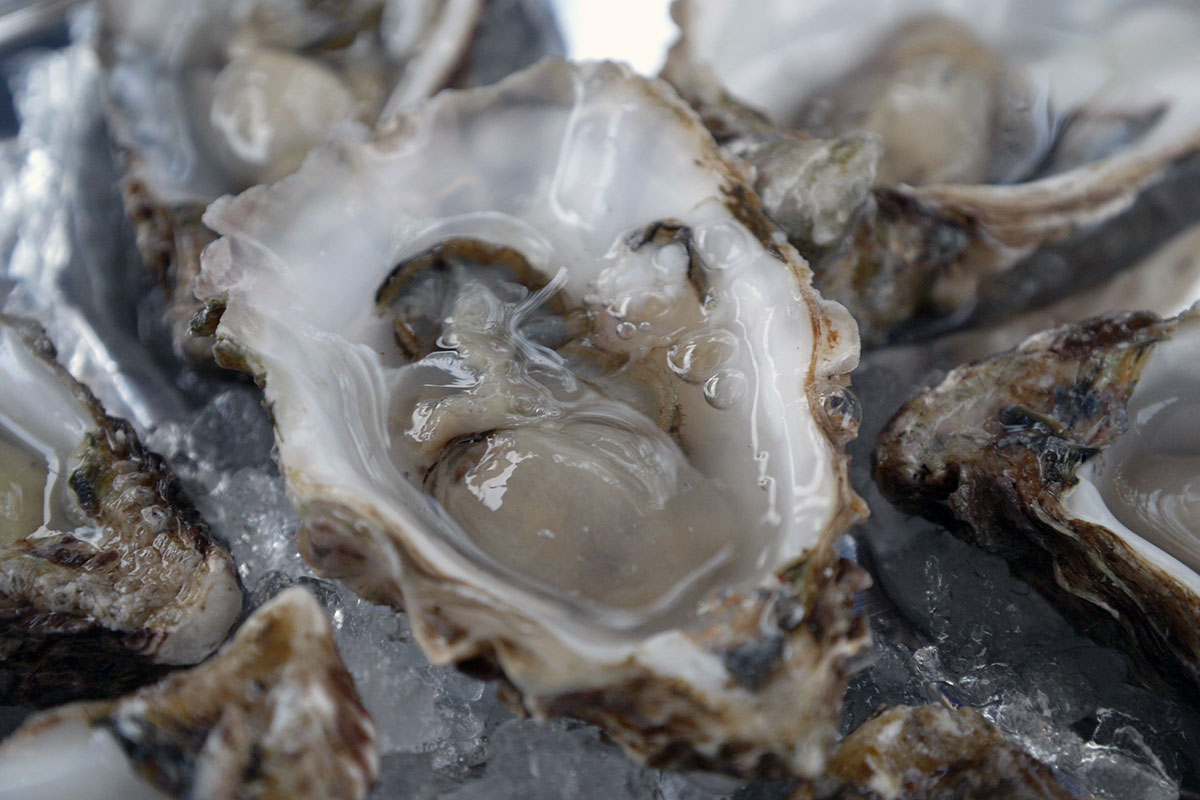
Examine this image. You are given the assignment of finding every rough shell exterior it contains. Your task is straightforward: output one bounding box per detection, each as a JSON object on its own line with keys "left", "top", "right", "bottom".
{"left": 0, "top": 315, "right": 241, "bottom": 706}
{"left": 874, "top": 311, "right": 1199, "bottom": 694}
{"left": 797, "top": 705, "right": 1079, "bottom": 800}
{"left": 5, "top": 587, "right": 378, "bottom": 799}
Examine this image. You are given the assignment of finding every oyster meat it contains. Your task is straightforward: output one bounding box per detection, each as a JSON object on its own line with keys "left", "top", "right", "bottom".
{"left": 0, "top": 314, "right": 241, "bottom": 705}
{"left": 97, "top": 0, "right": 496, "bottom": 361}
{"left": 195, "top": 60, "right": 868, "bottom": 776}
{"left": 665, "top": 0, "right": 1200, "bottom": 344}
{"left": 876, "top": 308, "right": 1200, "bottom": 693}
{"left": 0, "top": 587, "right": 378, "bottom": 800}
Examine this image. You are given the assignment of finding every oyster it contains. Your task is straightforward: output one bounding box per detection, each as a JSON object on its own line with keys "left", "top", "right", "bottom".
{"left": 97, "top": 0, "right": 494, "bottom": 361}
{"left": 806, "top": 705, "right": 1078, "bottom": 800}
{"left": 195, "top": 60, "right": 869, "bottom": 776}
{"left": 0, "top": 587, "right": 379, "bottom": 799}
{"left": 0, "top": 314, "right": 241, "bottom": 705}
{"left": 875, "top": 308, "right": 1200, "bottom": 692}
{"left": 665, "top": 1, "right": 1200, "bottom": 344}
{"left": 937, "top": 221, "right": 1200, "bottom": 364}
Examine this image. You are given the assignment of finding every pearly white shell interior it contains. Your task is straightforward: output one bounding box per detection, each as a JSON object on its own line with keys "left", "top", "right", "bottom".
{"left": 678, "top": 0, "right": 1200, "bottom": 183}
{"left": 1063, "top": 314, "right": 1200, "bottom": 596}
{"left": 0, "top": 719, "right": 169, "bottom": 800}
{"left": 0, "top": 323, "right": 92, "bottom": 546}
{"left": 200, "top": 61, "right": 848, "bottom": 652}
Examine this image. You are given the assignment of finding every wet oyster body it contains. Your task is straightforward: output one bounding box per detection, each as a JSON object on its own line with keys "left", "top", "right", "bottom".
{"left": 807, "top": 705, "right": 1079, "bottom": 800}
{"left": 98, "top": 0, "right": 548, "bottom": 362}
{"left": 196, "top": 60, "right": 868, "bottom": 776}
{"left": 0, "top": 587, "right": 378, "bottom": 800}
{"left": 665, "top": 1, "right": 1200, "bottom": 345}
{"left": 876, "top": 308, "right": 1200, "bottom": 693}
{"left": 0, "top": 315, "right": 241, "bottom": 705}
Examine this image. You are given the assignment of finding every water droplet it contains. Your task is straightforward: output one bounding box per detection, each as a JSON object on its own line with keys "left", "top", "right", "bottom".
{"left": 667, "top": 329, "right": 739, "bottom": 383}
{"left": 819, "top": 382, "right": 862, "bottom": 444}
{"left": 615, "top": 321, "right": 637, "bottom": 339}
{"left": 704, "top": 368, "right": 748, "bottom": 409}
{"left": 537, "top": 528, "right": 556, "bottom": 540}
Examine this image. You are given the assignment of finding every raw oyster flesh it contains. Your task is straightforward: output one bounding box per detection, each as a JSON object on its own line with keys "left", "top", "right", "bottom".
{"left": 97, "top": 0, "right": 488, "bottom": 361}
{"left": 0, "top": 314, "right": 241, "bottom": 706}
{"left": 808, "top": 705, "right": 1078, "bottom": 800}
{"left": 875, "top": 308, "right": 1200, "bottom": 694}
{"left": 664, "top": 0, "right": 1200, "bottom": 344}
{"left": 196, "top": 59, "right": 869, "bottom": 776}
{"left": 0, "top": 587, "right": 379, "bottom": 800}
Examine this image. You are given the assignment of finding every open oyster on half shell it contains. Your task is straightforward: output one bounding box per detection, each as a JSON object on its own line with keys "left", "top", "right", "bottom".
{"left": 195, "top": 59, "right": 869, "bottom": 776}
{"left": 98, "top": 0, "right": 559, "bottom": 362}
{"left": 0, "top": 587, "right": 378, "bottom": 800}
{"left": 665, "top": 0, "right": 1200, "bottom": 345}
{"left": 876, "top": 307, "right": 1200, "bottom": 694}
{"left": 0, "top": 314, "right": 241, "bottom": 705}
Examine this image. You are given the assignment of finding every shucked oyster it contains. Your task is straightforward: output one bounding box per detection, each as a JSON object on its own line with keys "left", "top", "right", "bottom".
{"left": 97, "top": 0, "right": 491, "bottom": 361}
{"left": 0, "top": 587, "right": 378, "bottom": 800}
{"left": 195, "top": 60, "right": 868, "bottom": 776}
{"left": 665, "top": 1, "right": 1200, "bottom": 344}
{"left": 876, "top": 308, "right": 1200, "bottom": 693}
{"left": 0, "top": 315, "right": 241, "bottom": 705}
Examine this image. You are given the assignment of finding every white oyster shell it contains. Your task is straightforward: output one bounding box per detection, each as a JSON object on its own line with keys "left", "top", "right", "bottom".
{"left": 665, "top": 0, "right": 1200, "bottom": 344}
{"left": 0, "top": 587, "right": 378, "bottom": 800}
{"left": 97, "top": 0, "right": 485, "bottom": 361}
{"left": 0, "top": 315, "right": 241, "bottom": 704}
{"left": 196, "top": 60, "right": 868, "bottom": 775}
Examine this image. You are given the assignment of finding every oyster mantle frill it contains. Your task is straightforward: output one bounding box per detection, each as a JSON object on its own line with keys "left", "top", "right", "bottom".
{"left": 196, "top": 60, "right": 868, "bottom": 775}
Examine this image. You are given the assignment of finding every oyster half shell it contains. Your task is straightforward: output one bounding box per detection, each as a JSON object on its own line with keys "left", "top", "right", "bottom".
{"left": 0, "top": 314, "right": 241, "bottom": 705}
{"left": 0, "top": 587, "right": 378, "bottom": 800}
{"left": 876, "top": 308, "right": 1200, "bottom": 693}
{"left": 97, "top": 0, "right": 489, "bottom": 362}
{"left": 665, "top": 1, "right": 1200, "bottom": 345}
{"left": 196, "top": 60, "right": 869, "bottom": 776}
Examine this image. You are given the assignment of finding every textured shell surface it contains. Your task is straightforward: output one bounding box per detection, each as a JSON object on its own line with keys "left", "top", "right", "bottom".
{"left": 196, "top": 58, "right": 868, "bottom": 777}
{"left": 0, "top": 587, "right": 379, "bottom": 800}
{"left": 665, "top": 0, "right": 1200, "bottom": 345}
{"left": 0, "top": 314, "right": 242, "bottom": 706}
{"left": 875, "top": 306, "right": 1200, "bottom": 695}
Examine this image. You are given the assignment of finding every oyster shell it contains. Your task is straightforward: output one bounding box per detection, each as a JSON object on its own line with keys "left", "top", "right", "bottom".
{"left": 807, "top": 705, "right": 1078, "bottom": 800}
{"left": 875, "top": 308, "right": 1200, "bottom": 693}
{"left": 665, "top": 1, "right": 1200, "bottom": 345}
{"left": 97, "top": 0, "right": 493, "bottom": 362}
{"left": 0, "top": 587, "right": 378, "bottom": 800}
{"left": 0, "top": 314, "right": 241, "bottom": 706}
{"left": 195, "top": 60, "right": 869, "bottom": 776}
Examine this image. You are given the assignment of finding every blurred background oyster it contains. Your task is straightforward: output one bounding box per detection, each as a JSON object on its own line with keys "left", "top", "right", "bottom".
{"left": 0, "top": 587, "right": 378, "bottom": 800}
{"left": 665, "top": 0, "right": 1200, "bottom": 345}
{"left": 97, "top": 0, "right": 563, "bottom": 362}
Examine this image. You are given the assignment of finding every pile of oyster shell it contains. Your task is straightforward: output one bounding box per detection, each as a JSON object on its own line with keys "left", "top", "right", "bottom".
{"left": 2, "top": 0, "right": 1200, "bottom": 797}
